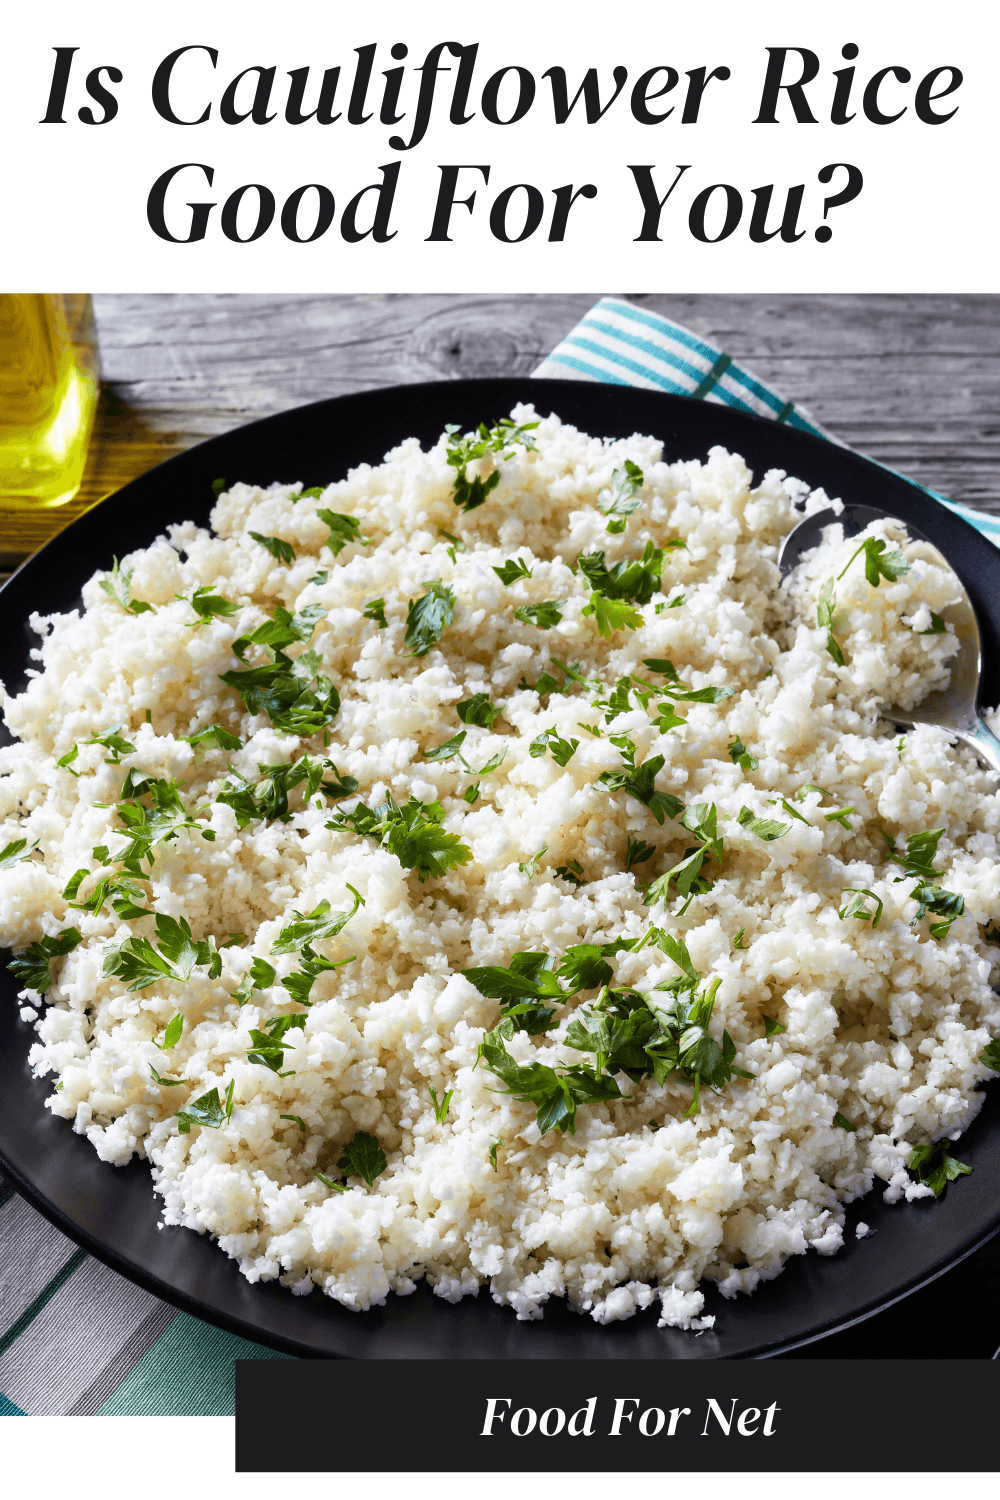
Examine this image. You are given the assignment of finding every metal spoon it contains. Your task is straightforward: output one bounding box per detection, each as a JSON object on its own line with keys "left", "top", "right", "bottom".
{"left": 778, "top": 503, "right": 1000, "bottom": 775}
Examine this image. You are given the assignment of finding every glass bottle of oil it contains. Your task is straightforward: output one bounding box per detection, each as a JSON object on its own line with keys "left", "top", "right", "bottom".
{"left": 0, "top": 294, "right": 100, "bottom": 509}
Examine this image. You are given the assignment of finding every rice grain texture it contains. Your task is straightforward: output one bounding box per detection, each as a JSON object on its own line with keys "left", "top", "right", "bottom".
{"left": 2, "top": 407, "right": 998, "bottom": 1330}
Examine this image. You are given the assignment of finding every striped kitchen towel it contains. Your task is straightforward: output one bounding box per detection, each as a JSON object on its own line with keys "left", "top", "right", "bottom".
{"left": 534, "top": 296, "right": 1000, "bottom": 547}
{"left": 1, "top": 294, "right": 996, "bottom": 1417}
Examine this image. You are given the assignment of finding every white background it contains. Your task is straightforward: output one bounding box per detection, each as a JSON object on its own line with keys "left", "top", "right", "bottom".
{"left": 2, "top": 0, "right": 997, "bottom": 290}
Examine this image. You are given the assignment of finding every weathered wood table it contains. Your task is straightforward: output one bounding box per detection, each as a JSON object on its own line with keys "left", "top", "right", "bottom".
{"left": 1, "top": 292, "right": 998, "bottom": 574}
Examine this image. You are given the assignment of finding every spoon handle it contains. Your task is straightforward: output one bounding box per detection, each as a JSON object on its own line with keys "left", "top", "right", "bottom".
{"left": 953, "top": 714, "right": 1000, "bottom": 776}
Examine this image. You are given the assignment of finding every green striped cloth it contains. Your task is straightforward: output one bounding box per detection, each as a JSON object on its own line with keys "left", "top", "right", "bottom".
{"left": 2, "top": 296, "right": 996, "bottom": 1415}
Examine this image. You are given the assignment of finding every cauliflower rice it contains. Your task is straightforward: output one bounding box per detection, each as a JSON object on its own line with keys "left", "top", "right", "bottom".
{"left": 2, "top": 405, "right": 999, "bottom": 1331}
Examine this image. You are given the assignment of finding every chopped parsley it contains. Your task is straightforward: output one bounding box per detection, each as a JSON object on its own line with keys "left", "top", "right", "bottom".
{"left": 908, "top": 1139, "right": 972, "bottom": 1197}
{"left": 404, "top": 580, "right": 456, "bottom": 657}
{"left": 246, "top": 1012, "right": 306, "bottom": 1072}
{"left": 249, "top": 531, "right": 295, "bottom": 565}
{"left": 337, "top": 1130, "right": 388, "bottom": 1186}
{"left": 181, "top": 723, "right": 243, "bottom": 751}
{"left": 733, "top": 928, "right": 748, "bottom": 949}
{"left": 272, "top": 888, "right": 365, "bottom": 956}
{"left": 879, "top": 828, "right": 964, "bottom": 938}
{"left": 817, "top": 578, "right": 846, "bottom": 666}
{"left": 462, "top": 947, "right": 614, "bottom": 1041}
{"left": 0, "top": 838, "right": 36, "bottom": 870}
{"left": 457, "top": 693, "right": 502, "bottom": 729}
{"left": 596, "top": 738, "right": 683, "bottom": 826}
{"left": 220, "top": 604, "right": 340, "bottom": 734}
{"left": 518, "top": 847, "right": 548, "bottom": 879}
{"left": 98, "top": 557, "right": 153, "bottom": 616}
{"left": 642, "top": 802, "right": 722, "bottom": 914}
{"left": 233, "top": 956, "right": 277, "bottom": 1005}
{"left": 577, "top": 542, "right": 666, "bottom": 606}
{"left": 216, "top": 755, "right": 354, "bottom": 827}
{"left": 529, "top": 728, "right": 579, "bottom": 766}
{"left": 514, "top": 600, "right": 564, "bottom": 630}
{"left": 296, "top": 486, "right": 326, "bottom": 503}
{"left": 422, "top": 730, "right": 506, "bottom": 780}
{"left": 280, "top": 1114, "right": 306, "bottom": 1130}
{"left": 328, "top": 794, "right": 471, "bottom": 880}
{"left": 762, "top": 1014, "right": 786, "bottom": 1037}
{"left": 428, "top": 1086, "right": 454, "bottom": 1123}
{"left": 65, "top": 868, "right": 152, "bottom": 922}
{"left": 211, "top": 478, "right": 227, "bottom": 497}
{"left": 489, "top": 1138, "right": 503, "bottom": 1171}
{"left": 309, "top": 570, "right": 329, "bottom": 585}
{"left": 317, "top": 508, "right": 368, "bottom": 557}
{"left": 110, "top": 775, "right": 212, "bottom": 874}
{"left": 834, "top": 1111, "right": 856, "bottom": 1131}
{"left": 917, "top": 611, "right": 948, "bottom": 636}
{"left": 736, "top": 806, "right": 789, "bottom": 842}
{"left": 149, "top": 1064, "right": 188, "bottom": 1087}
{"left": 838, "top": 536, "right": 911, "bottom": 587}
{"left": 563, "top": 933, "right": 752, "bottom": 1117}
{"left": 910, "top": 883, "right": 965, "bottom": 940}
{"left": 555, "top": 859, "right": 586, "bottom": 887}
{"left": 581, "top": 593, "right": 644, "bottom": 638}
{"left": 5, "top": 927, "right": 82, "bottom": 994}
{"left": 156, "top": 1013, "right": 184, "bottom": 1050}
{"left": 445, "top": 419, "right": 539, "bottom": 511}
{"left": 881, "top": 827, "right": 945, "bottom": 880}
{"left": 103, "top": 914, "right": 222, "bottom": 992}
{"left": 176, "top": 1081, "right": 234, "bottom": 1134}
{"left": 493, "top": 557, "right": 533, "bottom": 585}
{"left": 824, "top": 805, "right": 855, "bottom": 829}
{"left": 625, "top": 836, "right": 657, "bottom": 872}
{"left": 477, "top": 1022, "right": 624, "bottom": 1135}
{"left": 838, "top": 888, "right": 884, "bottom": 929}
{"left": 363, "top": 598, "right": 388, "bottom": 629}
{"left": 597, "top": 460, "right": 645, "bottom": 534}
{"left": 83, "top": 722, "right": 136, "bottom": 765}
{"left": 980, "top": 1039, "right": 1000, "bottom": 1071}
{"left": 179, "top": 584, "right": 239, "bottom": 626}
{"left": 728, "top": 737, "right": 759, "bottom": 772}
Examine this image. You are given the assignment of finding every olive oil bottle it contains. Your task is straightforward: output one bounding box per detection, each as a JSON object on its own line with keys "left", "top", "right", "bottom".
{"left": 0, "top": 294, "right": 100, "bottom": 509}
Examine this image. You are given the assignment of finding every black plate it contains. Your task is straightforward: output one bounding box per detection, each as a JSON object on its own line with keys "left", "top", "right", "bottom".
{"left": 2, "top": 378, "right": 999, "bottom": 1360}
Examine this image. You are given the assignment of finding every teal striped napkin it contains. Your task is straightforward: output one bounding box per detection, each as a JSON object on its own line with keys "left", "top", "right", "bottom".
{"left": 534, "top": 296, "right": 1000, "bottom": 548}
{"left": 1, "top": 295, "right": 995, "bottom": 1416}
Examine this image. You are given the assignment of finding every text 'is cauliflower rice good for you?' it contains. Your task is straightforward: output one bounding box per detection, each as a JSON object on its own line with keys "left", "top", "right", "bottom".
{"left": 2, "top": 407, "right": 999, "bottom": 1330}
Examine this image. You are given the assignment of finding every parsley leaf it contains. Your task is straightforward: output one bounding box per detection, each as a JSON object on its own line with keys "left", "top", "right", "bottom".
{"left": 596, "top": 742, "right": 683, "bottom": 826}
{"left": 577, "top": 541, "right": 665, "bottom": 605}
{"left": 625, "top": 836, "right": 657, "bottom": 872}
{"left": 518, "top": 847, "right": 547, "bottom": 879}
{"left": 84, "top": 722, "right": 136, "bottom": 765}
{"left": 363, "top": 598, "right": 388, "bottom": 629}
{"left": 493, "top": 557, "right": 533, "bottom": 585}
{"left": 328, "top": 794, "right": 472, "bottom": 880}
{"left": 317, "top": 508, "right": 368, "bottom": 557}
{"left": 176, "top": 1082, "right": 235, "bottom": 1134}
{"left": 428, "top": 1086, "right": 453, "bottom": 1123}
{"left": 337, "top": 1130, "right": 388, "bottom": 1186}
{"left": 296, "top": 486, "right": 326, "bottom": 503}
{"left": 149, "top": 1064, "right": 188, "bottom": 1087}
{"left": 180, "top": 584, "right": 239, "bottom": 626}
{"left": 404, "top": 580, "right": 456, "bottom": 657}
{"left": 817, "top": 578, "right": 846, "bottom": 666}
{"left": 445, "top": 419, "right": 539, "bottom": 511}
{"left": 834, "top": 1111, "right": 856, "bottom": 1131}
{"left": 514, "top": 600, "right": 564, "bottom": 629}
{"left": 216, "top": 755, "right": 348, "bottom": 827}
{"left": 282, "top": 944, "right": 355, "bottom": 1007}
{"left": 980, "top": 1039, "right": 1000, "bottom": 1071}
{"left": 457, "top": 693, "right": 501, "bottom": 729}
{"left": 181, "top": 723, "right": 243, "bottom": 751}
{"left": 249, "top": 531, "right": 295, "bottom": 565}
{"left": 272, "top": 887, "right": 365, "bottom": 956}
{"left": 838, "top": 888, "right": 884, "bottom": 928}
{"left": 489, "top": 1138, "right": 503, "bottom": 1170}
{"left": 5, "top": 927, "right": 83, "bottom": 994}
{"left": 281, "top": 1114, "right": 306, "bottom": 1130}
{"left": 908, "top": 1139, "right": 972, "bottom": 1197}
{"left": 642, "top": 802, "right": 722, "bottom": 914}
{"left": 476, "top": 1024, "right": 623, "bottom": 1135}
{"left": 555, "top": 860, "right": 586, "bottom": 887}
{"left": 917, "top": 611, "right": 948, "bottom": 636}
{"left": 881, "top": 827, "right": 945, "bottom": 880}
{"left": 110, "top": 776, "right": 210, "bottom": 874}
{"left": 98, "top": 557, "right": 153, "bottom": 615}
{"left": 763, "top": 1014, "right": 786, "bottom": 1037}
{"left": 581, "top": 593, "right": 644, "bottom": 638}
{"left": 220, "top": 604, "right": 339, "bottom": 734}
{"left": 737, "top": 806, "right": 789, "bottom": 842}
{"left": 103, "top": 913, "right": 222, "bottom": 992}
{"left": 211, "top": 478, "right": 227, "bottom": 498}
{"left": 597, "top": 460, "right": 645, "bottom": 534}
{"left": 246, "top": 1012, "right": 306, "bottom": 1072}
{"left": 232, "top": 956, "right": 278, "bottom": 1006}
{"left": 728, "top": 736, "right": 759, "bottom": 772}
{"left": 838, "top": 536, "right": 911, "bottom": 587}
{"left": 0, "top": 838, "right": 35, "bottom": 870}
{"left": 156, "top": 1013, "right": 184, "bottom": 1050}
{"left": 910, "top": 883, "right": 965, "bottom": 939}
{"left": 529, "top": 727, "right": 579, "bottom": 767}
